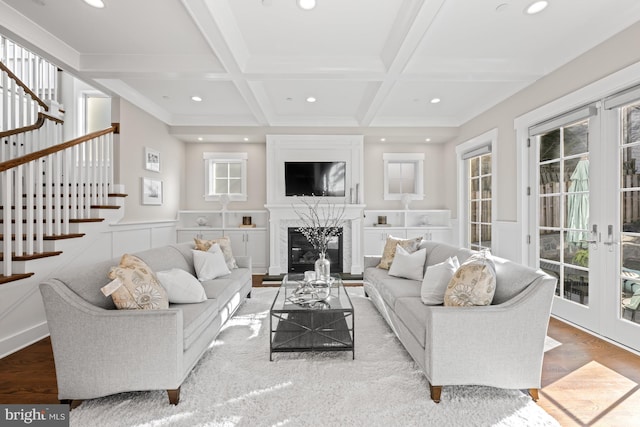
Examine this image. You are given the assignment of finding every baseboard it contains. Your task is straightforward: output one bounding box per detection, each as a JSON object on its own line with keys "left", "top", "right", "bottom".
{"left": 0, "top": 321, "right": 49, "bottom": 359}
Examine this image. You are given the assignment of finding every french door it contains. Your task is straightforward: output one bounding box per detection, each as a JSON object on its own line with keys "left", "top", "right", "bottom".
{"left": 530, "top": 99, "right": 640, "bottom": 352}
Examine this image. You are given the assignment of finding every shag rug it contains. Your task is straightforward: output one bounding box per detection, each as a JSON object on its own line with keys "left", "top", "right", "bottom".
{"left": 70, "top": 288, "right": 559, "bottom": 427}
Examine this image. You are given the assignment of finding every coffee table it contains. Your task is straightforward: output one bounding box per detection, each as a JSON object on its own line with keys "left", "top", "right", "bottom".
{"left": 269, "top": 273, "right": 354, "bottom": 361}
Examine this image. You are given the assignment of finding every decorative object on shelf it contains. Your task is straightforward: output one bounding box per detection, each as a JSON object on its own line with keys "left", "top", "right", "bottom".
{"left": 242, "top": 216, "right": 252, "bottom": 225}
{"left": 196, "top": 216, "right": 208, "bottom": 226}
{"left": 401, "top": 193, "right": 412, "bottom": 210}
{"left": 294, "top": 197, "right": 346, "bottom": 283}
{"left": 219, "top": 193, "right": 230, "bottom": 211}
{"left": 378, "top": 216, "right": 387, "bottom": 225}
{"left": 144, "top": 147, "right": 160, "bottom": 172}
{"left": 421, "top": 215, "right": 431, "bottom": 226}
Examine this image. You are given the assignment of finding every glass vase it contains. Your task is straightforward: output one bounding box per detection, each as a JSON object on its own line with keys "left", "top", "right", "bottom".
{"left": 314, "top": 252, "right": 331, "bottom": 284}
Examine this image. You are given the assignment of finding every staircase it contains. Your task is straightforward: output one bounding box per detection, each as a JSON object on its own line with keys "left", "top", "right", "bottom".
{"left": 0, "top": 35, "right": 124, "bottom": 285}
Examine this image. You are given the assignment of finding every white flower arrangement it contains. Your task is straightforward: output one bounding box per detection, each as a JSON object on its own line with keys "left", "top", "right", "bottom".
{"left": 294, "top": 197, "right": 346, "bottom": 255}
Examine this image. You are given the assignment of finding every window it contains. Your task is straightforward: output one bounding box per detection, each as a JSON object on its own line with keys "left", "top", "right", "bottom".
{"left": 383, "top": 153, "right": 424, "bottom": 201}
{"left": 468, "top": 153, "right": 492, "bottom": 251}
{"left": 456, "top": 129, "right": 496, "bottom": 251}
{"left": 203, "top": 152, "right": 248, "bottom": 202}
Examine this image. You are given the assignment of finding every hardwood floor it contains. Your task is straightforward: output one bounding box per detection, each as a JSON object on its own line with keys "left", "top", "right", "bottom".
{"left": 1, "top": 290, "right": 639, "bottom": 426}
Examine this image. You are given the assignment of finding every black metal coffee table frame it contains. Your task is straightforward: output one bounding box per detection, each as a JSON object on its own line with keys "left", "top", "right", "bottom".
{"left": 269, "top": 274, "right": 354, "bottom": 360}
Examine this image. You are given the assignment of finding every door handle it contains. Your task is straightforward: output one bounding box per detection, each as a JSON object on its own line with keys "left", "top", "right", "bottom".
{"left": 581, "top": 224, "right": 598, "bottom": 245}
{"left": 603, "top": 225, "right": 617, "bottom": 251}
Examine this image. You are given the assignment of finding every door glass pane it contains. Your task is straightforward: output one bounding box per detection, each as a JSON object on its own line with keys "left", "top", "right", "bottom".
{"left": 470, "top": 157, "right": 479, "bottom": 176}
{"left": 537, "top": 119, "right": 590, "bottom": 307}
{"left": 481, "top": 155, "right": 491, "bottom": 174}
{"left": 620, "top": 101, "right": 640, "bottom": 324}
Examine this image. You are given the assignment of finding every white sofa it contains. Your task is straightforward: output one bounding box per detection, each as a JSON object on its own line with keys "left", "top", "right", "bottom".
{"left": 39, "top": 242, "right": 252, "bottom": 406}
{"left": 363, "top": 241, "right": 556, "bottom": 403}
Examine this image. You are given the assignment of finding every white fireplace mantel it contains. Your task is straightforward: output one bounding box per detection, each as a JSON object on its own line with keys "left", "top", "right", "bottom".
{"left": 265, "top": 135, "right": 365, "bottom": 276}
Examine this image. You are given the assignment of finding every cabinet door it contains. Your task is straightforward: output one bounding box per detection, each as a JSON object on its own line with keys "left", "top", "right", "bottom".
{"left": 405, "top": 229, "right": 430, "bottom": 241}
{"left": 363, "top": 229, "right": 404, "bottom": 256}
{"left": 224, "top": 230, "right": 248, "bottom": 257}
{"left": 246, "top": 230, "right": 268, "bottom": 270}
{"left": 177, "top": 230, "right": 223, "bottom": 243}
{"left": 428, "top": 229, "right": 452, "bottom": 244}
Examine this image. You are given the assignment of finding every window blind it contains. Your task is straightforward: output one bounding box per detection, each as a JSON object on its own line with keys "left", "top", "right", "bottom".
{"left": 528, "top": 105, "right": 597, "bottom": 137}
{"left": 604, "top": 83, "right": 640, "bottom": 110}
{"left": 461, "top": 144, "right": 491, "bottom": 160}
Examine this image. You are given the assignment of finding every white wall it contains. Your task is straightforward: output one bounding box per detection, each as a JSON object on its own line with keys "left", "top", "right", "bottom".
{"left": 115, "top": 99, "right": 185, "bottom": 222}
{"left": 183, "top": 142, "right": 267, "bottom": 210}
{"left": 182, "top": 140, "right": 450, "bottom": 211}
{"left": 444, "top": 21, "right": 640, "bottom": 223}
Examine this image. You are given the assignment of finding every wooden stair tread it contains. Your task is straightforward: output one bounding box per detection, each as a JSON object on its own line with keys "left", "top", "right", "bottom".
{"left": 0, "top": 251, "right": 62, "bottom": 261}
{"left": 0, "top": 218, "right": 104, "bottom": 224}
{"left": 0, "top": 233, "right": 85, "bottom": 241}
{"left": 0, "top": 273, "right": 35, "bottom": 285}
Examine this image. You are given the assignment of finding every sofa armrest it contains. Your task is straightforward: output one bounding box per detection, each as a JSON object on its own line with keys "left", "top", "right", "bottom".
{"left": 425, "top": 275, "right": 555, "bottom": 387}
{"left": 236, "top": 255, "right": 252, "bottom": 270}
{"left": 364, "top": 256, "right": 381, "bottom": 269}
{"left": 40, "top": 279, "right": 184, "bottom": 398}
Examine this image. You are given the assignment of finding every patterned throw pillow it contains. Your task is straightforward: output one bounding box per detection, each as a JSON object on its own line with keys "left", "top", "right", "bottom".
{"left": 444, "top": 250, "right": 496, "bottom": 307}
{"left": 377, "top": 235, "right": 423, "bottom": 270}
{"left": 107, "top": 254, "right": 169, "bottom": 310}
{"left": 194, "top": 237, "right": 238, "bottom": 269}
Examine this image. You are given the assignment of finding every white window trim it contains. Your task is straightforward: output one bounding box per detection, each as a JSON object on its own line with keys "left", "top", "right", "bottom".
{"left": 382, "top": 153, "right": 425, "bottom": 201}
{"left": 203, "top": 152, "right": 248, "bottom": 202}
{"left": 456, "top": 128, "right": 498, "bottom": 249}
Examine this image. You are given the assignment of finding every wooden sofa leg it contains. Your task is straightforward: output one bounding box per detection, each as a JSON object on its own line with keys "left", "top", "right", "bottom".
{"left": 247, "top": 290, "right": 252, "bottom": 298}
{"left": 430, "top": 385, "right": 442, "bottom": 403}
{"left": 167, "top": 388, "right": 180, "bottom": 405}
{"left": 529, "top": 388, "right": 540, "bottom": 402}
{"left": 60, "top": 399, "right": 83, "bottom": 410}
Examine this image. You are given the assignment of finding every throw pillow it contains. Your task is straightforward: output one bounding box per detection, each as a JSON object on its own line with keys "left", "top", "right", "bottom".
{"left": 444, "top": 250, "right": 496, "bottom": 307}
{"left": 156, "top": 268, "right": 207, "bottom": 303}
{"left": 377, "top": 235, "right": 423, "bottom": 270}
{"left": 193, "top": 244, "right": 231, "bottom": 281}
{"left": 107, "top": 254, "right": 169, "bottom": 310}
{"left": 388, "top": 246, "right": 427, "bottom": 281}
{"left": 421, "top": 256, "right": 460, "bottom": 305}
{"left": 194, "top": 236, "right": 238, "bottom": 269}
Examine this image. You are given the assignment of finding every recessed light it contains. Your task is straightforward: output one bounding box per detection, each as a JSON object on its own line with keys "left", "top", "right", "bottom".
{"left": 83, "top": 0, "right": 104, "bottom": 8}
{"left": 191, "top": 96, "right": 202, "bottom": 102}
{"left": 197, "top": 137, "right": 203, "bottom": 141}
{"left": 525, "top": 1, "right": 548, "bottom": 15}
{"left": 425, "top": 138, "right": 431, "bottom": 142}
{"left": 243, "top": 137, "right": 249, "bottom": 142}
{"left": 297, "top": 0, "right": 316, "bottom": 11}
{"left": 306, "top": 96, "right": 316, "bottom": 103}
{"left": 430, "top": 98, "right": 441, "bottom": 104}
{"left": 380, "top": 138, "right": 386, "bottom": 142}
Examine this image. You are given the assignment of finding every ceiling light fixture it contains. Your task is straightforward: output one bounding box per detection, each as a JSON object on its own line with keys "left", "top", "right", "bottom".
{"left": 430, "top": 98, "right": 441, "bottom": 104}
{"left": 525, "top": 1, "right": 548, "bottom": 15}
{"left": 243, "top": 137, "right": 249, "bottom": 142}
{"left": 297, "top": 0, "right": 316, "bottom": 11}
{"left": 306, "top": 96, "right": 316, "bottom": 103}
{"left": 191, "top": 96, "right": 202, "bottom": 102}
{"left": 425, "top": 138, "right": 431, "bottom": 142}
{"left": 380, "top": 138, "right": 386, "bottom": 142}
{"left": 197, "top": 137, "right": 203, "bottom": 141}
{"left": 83, "top": 0, "right": 105, "bottom": 8}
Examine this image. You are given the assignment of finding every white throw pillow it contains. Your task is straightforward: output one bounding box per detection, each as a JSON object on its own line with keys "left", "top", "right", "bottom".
{"left": 192, "top": 244, "right": 231, "bottom": 281}
{"left": 388, "top": 246, "right": 427, "bottom": 281}
{"left": 156, "top": 268, "right": 207, "bottom": 303}
{"left": 421, "top": 256, "right": 460, "bottom": 305}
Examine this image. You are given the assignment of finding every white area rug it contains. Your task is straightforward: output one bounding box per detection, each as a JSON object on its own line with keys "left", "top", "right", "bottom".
{"left": 71, "top": 288, "right": 559, "bottom": 427}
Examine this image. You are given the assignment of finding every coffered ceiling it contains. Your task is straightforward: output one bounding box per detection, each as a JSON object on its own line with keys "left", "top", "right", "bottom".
{"left": 2, "top": 0, "right": 640, "bottom": 144}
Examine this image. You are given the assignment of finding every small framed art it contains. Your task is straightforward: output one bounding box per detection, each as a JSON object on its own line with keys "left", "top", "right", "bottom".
{"left": 144, "top": 147, "right": 160, "bottom": 172}
{"left": 142, "top": 177, "right": 163, "bottom": 205}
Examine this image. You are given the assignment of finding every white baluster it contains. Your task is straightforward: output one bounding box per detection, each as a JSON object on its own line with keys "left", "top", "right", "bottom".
{"left": 14, "top": 165, "right": 23, "bottom": 256}
{"left": 2, "top": 171, "right": 12, "bottom": 276}
{"left": 25, "top": 161, "right": 34, "bottom": 255}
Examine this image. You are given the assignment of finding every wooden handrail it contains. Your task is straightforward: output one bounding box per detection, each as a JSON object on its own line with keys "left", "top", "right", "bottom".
{"left": 0, "top": 112, "right": 64, "bottom": 139}
{"left": 0, "top": 61, "right": 49, "bottom": 112}
{"left": 0, "top": 125, "right": 118, "bottom": 173}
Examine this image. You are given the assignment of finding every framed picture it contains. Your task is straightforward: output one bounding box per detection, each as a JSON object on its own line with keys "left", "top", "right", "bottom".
{"left": 144, "top": 147, "right": 160, "bottom": 172}
{"left": 141, "top": 177, "right": 163, "bottom": 205}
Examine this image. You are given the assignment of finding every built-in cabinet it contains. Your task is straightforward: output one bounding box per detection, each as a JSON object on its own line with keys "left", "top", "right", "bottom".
{"left": 176, "top": 210, "right": 269, "bottom": 272}
{"left": 362, "top": 210, "right": 452, "bottom": 256}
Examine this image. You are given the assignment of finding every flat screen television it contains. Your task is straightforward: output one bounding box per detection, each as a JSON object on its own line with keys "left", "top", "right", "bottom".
{"left": 285, "top": 161, "right": 346, "bottom": 197}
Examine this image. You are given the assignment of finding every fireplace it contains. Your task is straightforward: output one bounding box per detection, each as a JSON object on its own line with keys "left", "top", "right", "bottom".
{"left": 288, "top": 228, "right": 343, "bottom": 273}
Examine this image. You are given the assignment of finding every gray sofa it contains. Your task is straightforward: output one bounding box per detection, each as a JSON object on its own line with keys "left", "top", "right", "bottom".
{"left": 363, "top": 241, "right": 556, "bottom": 403}
{"left": 39, "top": 242, "right": 252, "bottom": 406}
